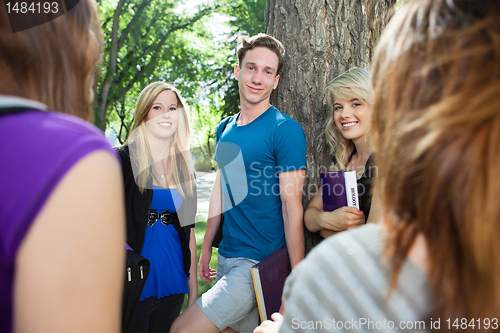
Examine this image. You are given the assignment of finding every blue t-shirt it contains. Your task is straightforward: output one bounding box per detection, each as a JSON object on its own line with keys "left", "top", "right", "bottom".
{"left": 139, "top": 187, "right": 188, "bottom": 300}
{"left": 214, "top": 106, "right": 306, "bottom": 261}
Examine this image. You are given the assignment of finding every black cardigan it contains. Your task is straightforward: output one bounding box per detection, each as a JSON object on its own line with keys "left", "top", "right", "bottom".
{"left": 117, "top": 145, "right": 197, "bottom": 277}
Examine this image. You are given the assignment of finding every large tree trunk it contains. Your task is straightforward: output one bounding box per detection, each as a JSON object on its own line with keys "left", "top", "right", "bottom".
{"left": 265, "top": 0, "right": 395, "bottom": 253}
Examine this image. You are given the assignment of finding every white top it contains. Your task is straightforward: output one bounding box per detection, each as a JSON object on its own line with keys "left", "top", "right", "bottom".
{"left": 0, "top": 95, "right": 48, "bottom": 110}
{"left": 280, "top": 224, "right": 432, "bottom": 332}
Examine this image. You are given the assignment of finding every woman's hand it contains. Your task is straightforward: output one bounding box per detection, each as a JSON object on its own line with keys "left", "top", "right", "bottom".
{"left": 305, "top": 189, "right": 365, "bottom": 234}
{"left": 319, "top": 207, "right": 365, "bottom": 232}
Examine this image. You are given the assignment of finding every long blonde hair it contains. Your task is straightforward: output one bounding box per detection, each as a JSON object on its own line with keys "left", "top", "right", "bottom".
{"left": 324, "top": 67, "right": 373, "bottom": 170}
{"left": 372, "top": 0, "right": 500, "bottom": 325}
{"left": 124, "top": 82, "right": 195, "bottom": 197}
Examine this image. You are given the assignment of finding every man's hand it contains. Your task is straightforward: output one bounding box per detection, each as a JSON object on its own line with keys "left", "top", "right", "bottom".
{"left": 198, "top": 247, "right": 216, "bottom": 283}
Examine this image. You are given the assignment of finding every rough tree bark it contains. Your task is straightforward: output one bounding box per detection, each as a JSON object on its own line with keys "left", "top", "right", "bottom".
{"left": 265, "top": 0, "right": 396, "bottom": 253}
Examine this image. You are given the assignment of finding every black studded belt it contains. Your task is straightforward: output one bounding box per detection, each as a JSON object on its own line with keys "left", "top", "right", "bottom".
{"left": 147, "top": 209, "right": 174, "bottom": 227}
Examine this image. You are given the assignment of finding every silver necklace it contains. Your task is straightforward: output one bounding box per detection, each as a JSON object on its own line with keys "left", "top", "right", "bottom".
{"left": 159, "top": 159, "right": 167, "bottom": 179}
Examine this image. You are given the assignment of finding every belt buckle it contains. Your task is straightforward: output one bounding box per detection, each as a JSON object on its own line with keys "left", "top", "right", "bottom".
{"left": 148, "top": 209, "right": 173, "bottom": 227}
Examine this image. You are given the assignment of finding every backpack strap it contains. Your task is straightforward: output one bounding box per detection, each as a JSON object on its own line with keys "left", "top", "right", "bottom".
{"left": 221, "top": 117, "right": 230, "bottom": 133}
{"left": 216, "top": 116, "right": 232, "bottom": 143}
{"left": 212, "top": 116, "right": 232, "bottom": 248}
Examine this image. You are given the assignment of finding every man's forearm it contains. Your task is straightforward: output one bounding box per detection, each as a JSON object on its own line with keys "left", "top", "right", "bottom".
{"left": 283, "top": 203, "right": 305, "bottom": 269}
{"left": 279, "top": 169, "right": 306, "bottom": 268}
{"left": 202, "top": 214, "right": 222, "bottom": 251}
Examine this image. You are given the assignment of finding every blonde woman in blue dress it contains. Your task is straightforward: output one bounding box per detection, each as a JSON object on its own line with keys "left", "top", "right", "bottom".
{"left": 117, "top": 82, "right": 198, "bottom": 333}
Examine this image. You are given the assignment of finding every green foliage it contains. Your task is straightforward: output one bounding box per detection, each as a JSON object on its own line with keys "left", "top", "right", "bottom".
{"left": 190, "top": 94, "right": 224, "bottom": 171}
{"left": 224, "top": 0, "right": 266, "bottom": 37}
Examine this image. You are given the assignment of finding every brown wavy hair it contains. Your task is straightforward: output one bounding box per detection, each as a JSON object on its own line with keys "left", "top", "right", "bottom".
{"left": 0, "top": 0, "right": 102, "bottom": 121}
{"left": 237, "top": 33, "right": 285, "bottom": 75}
{"left": 372, "top": 0, "right": 500, "bottom": 325}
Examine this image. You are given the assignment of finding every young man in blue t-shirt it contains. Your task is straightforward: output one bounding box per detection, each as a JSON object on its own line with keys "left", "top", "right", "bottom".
{"left": 171, "top": 33, "right": 306, "bottom": 333}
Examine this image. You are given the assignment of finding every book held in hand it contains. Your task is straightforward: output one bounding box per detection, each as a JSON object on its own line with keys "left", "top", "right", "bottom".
{"left": 321, "top": 170, "right": 359, "bottom": 212}
{"left": 251, "top": 246, "right": 291, "bottom": 322}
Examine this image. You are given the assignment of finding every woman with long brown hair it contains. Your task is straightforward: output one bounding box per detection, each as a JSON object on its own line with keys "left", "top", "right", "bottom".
{"left": 371, "top": 0, "right": 500, "bottom": 324}
{"left": 117, "top": 82, "right": 198, "bottom": 333}
{"left": 255, "top": 0, "right": 500, "bottom": 332}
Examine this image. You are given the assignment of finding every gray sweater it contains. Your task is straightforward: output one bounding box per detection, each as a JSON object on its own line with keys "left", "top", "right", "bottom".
{"left": 281, "top": 224, "right": 432, "bottom": 332}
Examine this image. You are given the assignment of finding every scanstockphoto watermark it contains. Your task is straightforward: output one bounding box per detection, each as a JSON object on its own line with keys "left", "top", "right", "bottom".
{"left": 3, "top": 0, "right": 79, "bottom": 33}
{"left": 290, "top": 318, "right": 426, "bottom": 331}
{"left": 247, "top": 162, "right": 379, "bottom": 199}
{"left": 247, "top": 162, "right": 379, "bottom": 180}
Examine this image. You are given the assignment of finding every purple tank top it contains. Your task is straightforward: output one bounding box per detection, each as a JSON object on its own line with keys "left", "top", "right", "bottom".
{"left": 0, "top": 109, "right": 116, "bottom": 332}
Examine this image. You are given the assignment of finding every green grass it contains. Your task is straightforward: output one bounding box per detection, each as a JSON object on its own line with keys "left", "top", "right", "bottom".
{"left": 181, "top": 212, "right": 219, "bottom": 311}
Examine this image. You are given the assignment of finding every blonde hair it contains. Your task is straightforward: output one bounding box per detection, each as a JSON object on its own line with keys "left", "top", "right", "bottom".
{"left": 124, "top": 82, "right": 195, "bottom": 197}
{"left": 372, "top": 0, "right": 500, "bottom": 325}
{"left": 325, "top": 67, "right": 373, "bottom": 170}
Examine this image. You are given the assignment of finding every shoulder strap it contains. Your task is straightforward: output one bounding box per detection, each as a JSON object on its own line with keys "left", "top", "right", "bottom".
{"left": 216, "top": 116, "right": 232, "bottom": 143}
{"left": 347, "top": 148, "right": 357, "bottom": 164}
{"left": 0, "top": 106, "right": 36, "bottom": 115}
{"left": 221, "top": 117, "right": 231, "bottom": 134}
{"left": 217, "top": 116, "right": 232, "bottom": 224}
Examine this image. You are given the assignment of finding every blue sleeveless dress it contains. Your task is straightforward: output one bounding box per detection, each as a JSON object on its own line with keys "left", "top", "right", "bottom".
{"left": 139, "top": 186, "right": 188, "bottom": 300}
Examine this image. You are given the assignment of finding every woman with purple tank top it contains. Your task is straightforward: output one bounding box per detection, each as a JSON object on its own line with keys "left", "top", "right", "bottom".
{"left": 0, "top": 1, "right": 125, "bottom": 332}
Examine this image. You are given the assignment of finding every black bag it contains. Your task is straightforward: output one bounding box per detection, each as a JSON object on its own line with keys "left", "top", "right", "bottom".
{"left": 122, "top": 249, "right": 150, "bottom": 332}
